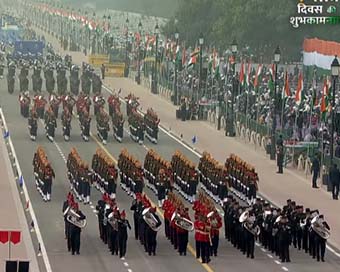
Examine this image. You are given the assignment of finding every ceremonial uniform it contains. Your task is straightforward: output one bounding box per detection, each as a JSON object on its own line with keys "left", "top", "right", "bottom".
{"left": 70, "top": 203, "right": 86, "bottom": 255}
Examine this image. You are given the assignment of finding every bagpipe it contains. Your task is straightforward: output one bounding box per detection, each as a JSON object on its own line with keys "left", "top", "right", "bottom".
{"left": 112, "top": 108, "right": 124, "bottom": 143}
{"left": 144, "top": 108, "right": 159, "bottom": 144}
{"left": 19, "top": 92, "right": 30, "bottom": 118}
{"left": 96, "top": 110, "right": 110, "bottom": 144}
{"left": 128, "top": 109, "right": 145, "bottom": 144}
{"left": 44, "top": 109, "right": 57, "bottom": 142}
{"left": 125, "top": 93, "right": 140, "bottom": 116}
{"left": 61, "top": 109, "right": 72, "bottom": 141}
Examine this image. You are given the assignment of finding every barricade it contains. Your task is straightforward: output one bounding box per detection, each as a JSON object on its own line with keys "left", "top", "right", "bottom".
{"left": 88, "top": 54, "right": 109, "bottom": 67}
{"left": 104, "top": 63, "right": 125, "bottom": 77}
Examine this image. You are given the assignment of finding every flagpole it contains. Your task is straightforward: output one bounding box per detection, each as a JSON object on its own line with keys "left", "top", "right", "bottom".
{"left": 8, "top": 231, "right": 11, "bottom": 260}
{"left": 292, "top": 111, "right": 298, "bottom": 167}
{"left": 281, "top": 86, "right": 285, "bottom": 133}
{"left": 255, "top": 88, "right": 259, "bottom": 151}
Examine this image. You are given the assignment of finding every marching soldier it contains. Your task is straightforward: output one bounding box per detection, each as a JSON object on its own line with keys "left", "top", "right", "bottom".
{"left": 209, "top": 210, "right": 223, "bottom": 257}
{"left": 19, "top": 91, "right": 30, "bottom": 118}
{"left": 79, "top": 110, "right": 91, "bottom": 142}
{"left": 61, "top": 107, "right": 72, "bottom": 141}
{"left": 43, "top": 163, "right": 55, "bottom": 202}
{"left": 28, "top": 108, "right": 38, "bottom": 141}
{"left": 146, "top": 207, "right": 159, "bottom": 256}
{"left": 156, "top": 169, "right": 167, "bottom": 207}
{"left": 70, "top": 202, "right": 86, "bottom": 255}
{"left": 314, "top": 215, "right": 330, "bottom": 262}
{"left": 34, "top": 94, "right": 47, "bottom": 119}
{"left": 130, "top": 193, "right": 143, "bottom": 240}
{"left": 118, "top": 210, "right": 131, "bottom": 259}
{"left": 49, "top": 92, "right": 61, "bottom": 118}
{"left": 62, "top": 192, "right": 74, "bottom": 251}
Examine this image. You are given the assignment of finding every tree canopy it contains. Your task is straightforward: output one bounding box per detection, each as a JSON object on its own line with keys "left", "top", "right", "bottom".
{"left": 163, "top": 0, "right": 340, "bottom": 62}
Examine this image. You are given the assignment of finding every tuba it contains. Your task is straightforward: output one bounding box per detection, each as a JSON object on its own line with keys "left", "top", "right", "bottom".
{"left": 171, "top": 212, "right": 194, "bottom": 232}
{"left": 239, "top": 210, "right": 260, "bottom": 236}
{"left": 107, "top": 212, "right": 119, "bottom": 230}
{"left": 311, "top": 215, "right": 330, "bottom": 240}
{"left": 142, "top": 207, "right": 162, "bottom": 232}
{"left": 64, "top": 206, "right": 87, "bottom": 228}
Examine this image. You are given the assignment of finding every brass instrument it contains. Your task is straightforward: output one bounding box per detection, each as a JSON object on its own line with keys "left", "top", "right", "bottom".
{"left": 239, "top": 210, "right": 260, "bottom": 236}
{"left": 311, "top": 215, "right": 330, "bottom": 240}
{"left": 142, "top": 207, "right": 162, "bottom": 232}
{"left": 171, "top": 212, "right": 194, "bottom": 232}
{"left": 108, "top": 212, "right": 119, "bottom": 230}
{"left": 207, "top": 211, "right": 219, "bottom": 229}
{"left": 64, "top": 206, "right": 87, "bottom": 228}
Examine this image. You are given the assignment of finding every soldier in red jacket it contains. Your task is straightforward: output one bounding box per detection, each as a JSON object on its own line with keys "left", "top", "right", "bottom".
{"left": 208, "top": 210, "right": 223, "bottom": 257}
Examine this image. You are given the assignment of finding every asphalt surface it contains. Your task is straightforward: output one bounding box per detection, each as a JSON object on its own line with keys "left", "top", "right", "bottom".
{"left": 1, "top": 70, "right": 340, "bottom": 272}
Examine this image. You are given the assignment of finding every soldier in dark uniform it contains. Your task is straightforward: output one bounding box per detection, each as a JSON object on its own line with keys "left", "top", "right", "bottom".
{"left": 314, "top": 215, "right": 330, "bottom": 262}
{"left": 118, "top": 210, "right": 131, "bottom": 259}
{"left": 278, "top": 215, "right": 291, "bottom": 262}
{"left": 28, "top": 108, "right": 38, "bottom": 141}
{"left": 146, "top": 207, "right": 160, "bottom": 256}
{"left": 156, "top": 169, "right": 166, "bottom": 207}
{"left": 43, "top": 164, "right": 55, "bottom": 202}
{"left": 276, "top": 135, "right": 284, "bottom": 174}
{"left": 70, "top": 203, "right": 86, "bottom": 255}
{"left": 61, "top": 107, "right": 72, "bottom": 141}
{"left": 130, "top": 194, "right": 143, "bottom": 240}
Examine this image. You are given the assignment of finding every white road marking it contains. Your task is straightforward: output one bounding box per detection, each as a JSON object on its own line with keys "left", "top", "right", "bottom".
{"left": 274, "top": 260, "right": 281, "bottom": 265}
{"left": 281, "top": 267, "right": 289, "bottom": 271}
{"left": 1, "top": 109, "right": 53, "bottom": 272}
{"left": 267, "top": 254, "right": 273, "bottom": 258}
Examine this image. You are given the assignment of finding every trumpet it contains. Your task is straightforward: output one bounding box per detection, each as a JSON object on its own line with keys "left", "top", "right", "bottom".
{"left": 171, "top": 212, "right": 194, "bottom": 232}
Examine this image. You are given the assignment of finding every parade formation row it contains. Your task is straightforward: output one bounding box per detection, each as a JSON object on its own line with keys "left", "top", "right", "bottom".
{"left": 34, "top": 145, "right": 330, "bottom": 263}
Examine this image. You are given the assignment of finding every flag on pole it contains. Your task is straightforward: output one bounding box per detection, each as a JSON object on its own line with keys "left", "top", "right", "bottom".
{"left": 295, "top": 72, "right": 303, "bottom": 105}
{"left": 187, "top": 49, "right": 199, "bottom": 67}
{"left": 239, "top": 61, "right": 245, "bottom": 88}
{"left": 321, "top": 78, "right": 328, "bottom": 121}
{"left": 182, "top": 46, "right": 186, "bottom": 66}
{"left": 254, "top": 64, "right": 263, "bottom": 88}
{"left": 246, "top": 61, "right": 251, "bottom": 88}
{"left": 284, "top": 70, "right": 291, "bottom": 97}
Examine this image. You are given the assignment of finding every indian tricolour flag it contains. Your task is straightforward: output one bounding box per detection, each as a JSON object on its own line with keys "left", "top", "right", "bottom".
{"left": 303, "top": 38, "right": 340, "bottom": 70}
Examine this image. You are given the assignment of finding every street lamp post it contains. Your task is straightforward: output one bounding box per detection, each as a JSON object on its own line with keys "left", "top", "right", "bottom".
{"left": 136, "top": 21, "right": 142, "bottom": 85}
{"left": 270, "top": 46, "right": 281, "bottom": 160}
{"left": 151, "top": 23, "right": 160, "bottom": 94}
{"left": 330, "top": 56, "right": 340, "bottom": 167}
{"left": 199, "top": 33, "right": 204, "bottom": 102}
{"left": 226, "top": 39, "right": 238, "bottom": 136}
{"left": 174, "top": 29, "right": 179, "bottom": 105}
{"left": 124, "top": 17, "right": 129, "bottom": 77}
